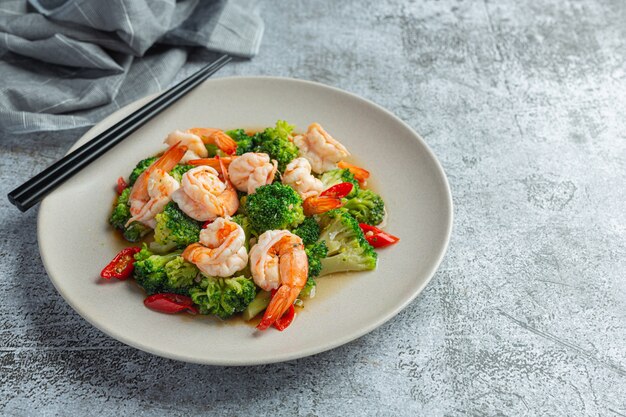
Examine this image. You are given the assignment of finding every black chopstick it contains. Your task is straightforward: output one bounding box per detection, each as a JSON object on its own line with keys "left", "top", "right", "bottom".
{"left": 7, "top": 54, "right": 232, "bottom": 212}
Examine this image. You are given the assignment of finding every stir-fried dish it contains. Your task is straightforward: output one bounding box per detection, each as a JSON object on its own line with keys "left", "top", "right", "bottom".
{"left": 101, "top": 121, "right": 399, "bottom": 331}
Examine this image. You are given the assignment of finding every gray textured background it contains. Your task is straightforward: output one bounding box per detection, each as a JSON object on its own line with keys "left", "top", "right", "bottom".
{"left": 1, "top": 0, "right": 625, "bottom": 416}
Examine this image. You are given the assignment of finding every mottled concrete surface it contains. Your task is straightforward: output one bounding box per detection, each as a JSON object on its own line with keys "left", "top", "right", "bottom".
{"left": 1, "top": 0, "right": 625, "bottom": 415}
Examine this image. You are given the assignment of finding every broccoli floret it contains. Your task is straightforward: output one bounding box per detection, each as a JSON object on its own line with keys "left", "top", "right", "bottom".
{"left": 169, "top": 164, "right": 194, "bottom": 182}
{"left": 316, "top": 209, "right": 377, "bottom": 275}
{"left": 109, "top": 188, "right": 151, "bottom": 242}
{"left": 293, "top": 217, "right": 321, "bottom": 245}
{"left": 129, "top": 157, "right": 157, "bottom": 186}
{"left": 320, "top": 168, "right": 359, "bottom": 198}
{"left": 109, "top": 188, "right": 131, "bottom": 230}
{"left": 163, "top": 256, "right": 198, "bottom": 290}
{"left": 133, "top": 247, "right": 198, "bottom": 295}
{"left": 342, "top": 189, "right": 385, "bottom": 226}
{"left": 154, "top": 202, "right": 201, "bottom": 249}
{"left": 264, "top": 120, "right": 295, "bottom": 141}
{"left": 134, "top": 244, "right": 153, "bottom": 262}
{"left": 189, "top": 275, "right": 257, "bottom": 319}
{"left": 227, "top": 129, "right": 256, "bottom": 155}
{"left": 228, "top": 121, "right": 300, "bottom": 170}
{"left": 245, "top": 183, "right": 305, "bottom": 234}
{"left": 252, "top": 121, "right": 298, "bottom": 171}
{"left": 306, "top": 240, "right": 328, "bottom": 278}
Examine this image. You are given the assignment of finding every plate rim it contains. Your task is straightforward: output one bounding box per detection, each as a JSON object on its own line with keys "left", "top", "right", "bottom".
{"left": 37, "top": 75, "right": 454, "bottom": 365}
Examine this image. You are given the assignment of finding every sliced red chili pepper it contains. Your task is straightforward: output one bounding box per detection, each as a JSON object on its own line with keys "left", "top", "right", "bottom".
{"left": 144, "top": 293, "right": 199, "bottom": 315}
{"left": 116, "top": 177, "right": 128, "bottom": 194}
{"left": 256, "top": 290, "right": 296, "bottom": 331}
{"left": 101, "top": 247, "right": 141, "bottom": 280}
{"left": 273, "top": 305, "right": 295, "bottom": 331}
{"left": 320, "top": 182, "right": 354, "bottom": 199}
{"left": 202, "top": 219, "right": 214, "bottom": 228}
{"left": 359, "top": 223, "right": 400, "bottom": 248}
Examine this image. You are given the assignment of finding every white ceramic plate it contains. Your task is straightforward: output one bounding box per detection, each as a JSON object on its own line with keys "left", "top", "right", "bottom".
{"left": 38, "top": 76, "right": 452, "bottom": 365}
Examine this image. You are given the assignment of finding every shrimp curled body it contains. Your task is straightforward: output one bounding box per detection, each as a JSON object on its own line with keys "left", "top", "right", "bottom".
{"left": 164, "top": 130, "right": 208, "bottom": 163}
{"left": 250, "top": 230, "right": 308, "bottom": 330}
{"left": 171, "top": 166, "right": 239, "bottom": 221}
{"left": 281, "top": 157, "right": 324, "bottom": 200}
{"left": 293, "top": 123, "right": 350, "bottom": 174}
{"left": 228, "top": 152, "right": 278, "bottom": 194}
{"left": 182, "top": 218, "right": 248, "bottom": 277}
{"left": 126, "top": 143, "right": 186, "bottom": 228}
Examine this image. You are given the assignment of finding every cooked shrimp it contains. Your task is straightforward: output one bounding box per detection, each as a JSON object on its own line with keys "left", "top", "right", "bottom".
{"left": 188, "top": 128, "right": 237, "bottom": 155}
{"left": 281, "top": 157, "right": 324, "bottom": 200}
{"left": 249, "top": 230, "right": 308, "bottom": 330}
{"left": 228, "top": 152, "right": 278, "bottom": 194}
{"left": 182, "top": 217, "right": 248, "bottom": 277}
{"left": 293, "top": 123, "right": 350, "bottom": 174}
{"left": 303, "top": 195, "right": 342, "bottom": 216}
{"left": 126, "top": 143, "right": 186, "bottom": 228}
{"left": 188, "top": 156, "right": 236, "bottom": 174}
{"left": 338, "top": 160, "right": 370, "bottom": 185}
{"left": 164, "top": 130, "right": 207, "bottom": 163}
{"left": 171, "top": 163, "right": 239, "bottom": 221}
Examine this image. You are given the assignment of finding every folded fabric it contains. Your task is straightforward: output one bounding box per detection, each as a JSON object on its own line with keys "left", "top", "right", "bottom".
{"left": 0, "top": 0, "right": 264, "bottom": 134}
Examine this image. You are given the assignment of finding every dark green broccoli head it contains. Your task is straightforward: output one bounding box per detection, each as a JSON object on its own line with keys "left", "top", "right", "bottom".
{"left": 169, "top": 164, "right": 194, "bottom": 183}
{"left": 189, "top": 275, "right": 257, "bottom": 319}
{"left": 227, "top": 129, "right": 256, "bottom": 155}
{"left": 306, "top": 240, "right": 328, "bottom": 278}
{"left": 133, "top": 248, "right": 196, "bottom": 295}
{"left": 299, "top": 277, "right": 316, "bottom": 299}
{"left": 129, "top": 157, "right": 157, "bottom": 186}
{"left": 320, "top": 168, "right": 360, "bottom": 198}
{"left": 316, "top": 209, "right": 377, "bottom": 275}
{"left": 109, "top": 188, "right": 151, "bottom": 242}
{"left": 342, "top": 189, "right": 385, "bottom": 226}
{"left": 252, "top": 121, "right": 298, "bottom": 171}
{"left": 109, "top": 188, "right": 131, "bottom": 230}
{"left": 245, "top": 183, "right": 305, "bottom": 234}
{"left": 154, "top": 202, "right": 201, "bottom": 249}
{"left": 293, "top": 217, "right": 321, "bottom": 245}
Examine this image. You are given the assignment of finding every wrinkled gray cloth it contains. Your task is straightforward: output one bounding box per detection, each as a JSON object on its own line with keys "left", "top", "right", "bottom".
{"left": 0, "top": 0, "right": 263, "bottom": 134}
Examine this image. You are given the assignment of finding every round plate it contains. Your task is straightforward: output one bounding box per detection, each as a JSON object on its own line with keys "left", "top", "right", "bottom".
{"left": 38, "top": 76, "right": 452, "bottom": 365}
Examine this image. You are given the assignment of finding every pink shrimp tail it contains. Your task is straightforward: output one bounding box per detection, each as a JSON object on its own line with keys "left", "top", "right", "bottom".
{"left": 257, "top": 285, "right": 301, "bottom": 330}
{"left": 154, "top": 141, "right": 187, "bottom": 171}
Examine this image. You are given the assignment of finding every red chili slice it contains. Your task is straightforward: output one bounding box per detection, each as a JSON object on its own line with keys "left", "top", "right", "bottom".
{"left": 116, "top": 177, "right": 128, "bottom": 194}
{"left": 358, "top": 223, "right": 400, "bottom": 248}
{"left": 320, "top": 182, "right": 354, "bottom": 199}
{"left": 144, "top": 293, "right": 199, "bottom": 315}
{"left": 202, "top": 220, "right": 214, "bottom": 228}
{"left": 256, "top": 289, "right": 296, "bottom": 331}
{"left": 100, "top": 247, "right": 141, "bottom": 280}
{"left": 273, "top": 305, "right": 295, "bottom": 331}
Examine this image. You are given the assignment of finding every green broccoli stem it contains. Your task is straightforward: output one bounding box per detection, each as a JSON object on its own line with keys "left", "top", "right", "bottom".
{"left": 242, "top": 290, "right": 271, "bottom": 321}
{"left": 319, "top": 254, "right": 376, "bottom": 276}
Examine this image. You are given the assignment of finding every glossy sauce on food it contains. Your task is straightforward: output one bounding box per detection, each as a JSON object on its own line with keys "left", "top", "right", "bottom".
{"left": 110, "top": 129, "right": 388, "bottom": 326}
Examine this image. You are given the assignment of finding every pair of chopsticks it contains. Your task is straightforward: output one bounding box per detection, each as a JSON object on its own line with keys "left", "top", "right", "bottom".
{"left": 7, "top": 54, "right": 232, "bottom": 212}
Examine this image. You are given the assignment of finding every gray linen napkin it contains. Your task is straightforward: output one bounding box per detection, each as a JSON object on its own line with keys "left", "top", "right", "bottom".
{"left": 0, "top": 0, "right": 263, "bottom": 134}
